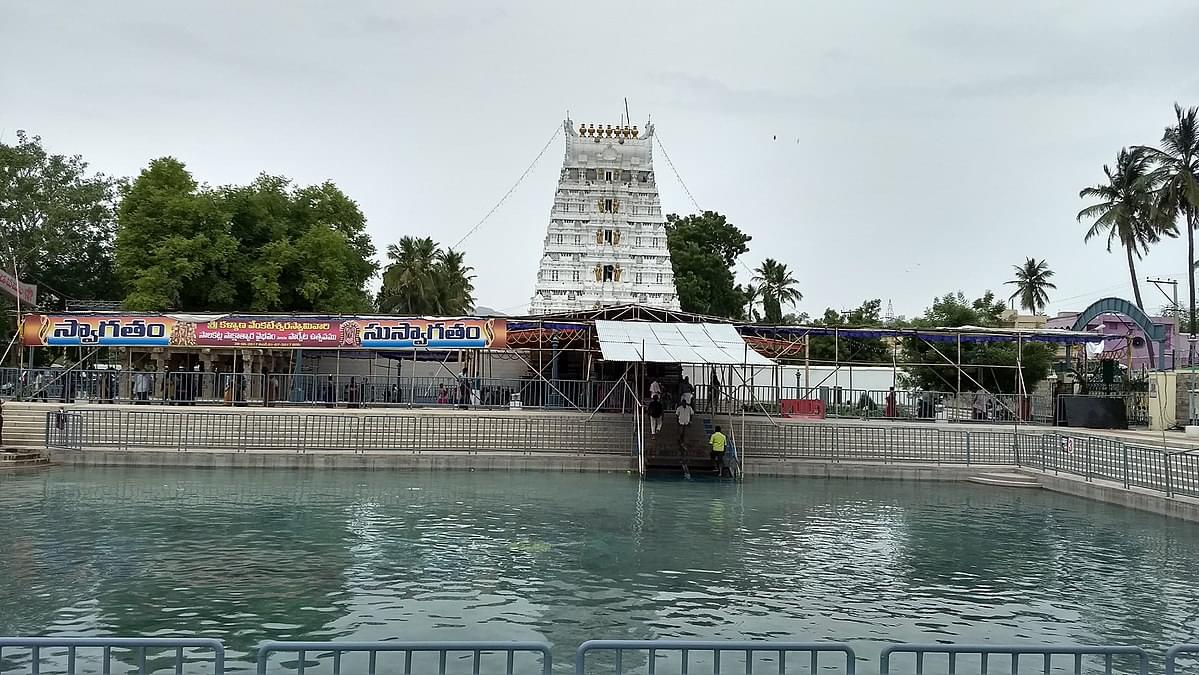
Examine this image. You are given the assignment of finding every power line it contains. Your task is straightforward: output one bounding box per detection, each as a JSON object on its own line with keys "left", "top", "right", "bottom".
{"left": 451, "top": 123, "right": 562, "bottom": 251}
{"left": 653, "top": 132, "right": 700, "bottom": 212}
{"left": 654, "top": 131, "right": 762, "bottom": 283}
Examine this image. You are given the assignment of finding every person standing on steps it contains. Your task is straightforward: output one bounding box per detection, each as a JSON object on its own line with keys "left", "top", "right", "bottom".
{"left": 675, "top": 399, "right": 693, "bottom": 447}
{"left": 708, "top": 369, "right": 721, "bottom": 413}
{"left": 709, "top": 425, "right": 728, "bottom": 476}
{"left": 678, "top": 376, "right": 695, "bottom": 406}
{"left": 647, "top": 394, "right": 664, "bottom": 436}
{"left": 649, "top": 379, "right": 661, "bottom": 400}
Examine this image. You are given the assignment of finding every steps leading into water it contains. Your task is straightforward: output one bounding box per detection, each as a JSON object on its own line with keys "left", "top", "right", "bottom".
{"left": 968, "top": 471, "right": 1040, "bottom": 488}
{"left": 0, "top": 448, "right": 52, "bottom": 470}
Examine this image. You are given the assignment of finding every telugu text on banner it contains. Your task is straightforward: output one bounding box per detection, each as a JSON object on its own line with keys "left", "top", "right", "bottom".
{"left": 20, "top": 314, "right": 508, "bottom": 350}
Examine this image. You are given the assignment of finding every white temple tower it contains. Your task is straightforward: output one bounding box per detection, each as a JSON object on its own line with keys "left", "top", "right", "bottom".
{"left": 529, "top": 118, "right": 681, "bottom": 315}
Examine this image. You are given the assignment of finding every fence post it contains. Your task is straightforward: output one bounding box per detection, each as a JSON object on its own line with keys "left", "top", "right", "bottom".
{"left": 965, "top": 431, "right": 971, "bottom": 466}
{"left": 1165, "top": 452, "right": 1174, "bottom": 497}
{"left": 1122, "top": 444, "right": 1130, "bottom": 489}
{"left": 1086, "top": 440, "right": 1092, "bottom": 482}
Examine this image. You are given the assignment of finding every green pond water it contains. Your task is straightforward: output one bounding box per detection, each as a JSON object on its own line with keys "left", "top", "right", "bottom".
{"left": 0, "top": 467, "right": 1196, "bottom": 673}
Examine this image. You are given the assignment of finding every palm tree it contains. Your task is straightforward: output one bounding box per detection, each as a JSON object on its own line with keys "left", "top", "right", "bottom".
{"left": 1139, "top": 104, "right": 1199, "bottom": 345}
{"left": 434, "top": 248, "right": 476, "bottom": 315}
{"left": 378, "top": 237, "right": 476, "bottom": 315}
{"left": 743, "top": 283, "right": 762, "bottom": 322}
{"left": 752, "top": 258, "right": 802, "bottom": 324}
{"left": 1078, "top": 147, "right": 1174, "bottom": 310}
{"left": 1005, "top": 257, "right": 1056, "bottom": 314}
{"left": 378, "top": 236, "right": 441, "bottom": 314}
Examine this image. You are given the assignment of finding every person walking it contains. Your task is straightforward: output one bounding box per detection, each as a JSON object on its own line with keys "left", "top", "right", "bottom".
{"left": 885, "top": 386, "right": 897, "bottom": 418}
{"left": 709, "top": 425, "right": 728, "bottom": 476}
{"left": 133, "top": 371, "right": 151, "bottom": 403}
{"left": 649, "top": 379, "right": 662, "bottom": 399}
{"left": 971, "top": 389, "right": 986, "bottom": 421}
{"left": 647, "top": 394, "right": 664, "bottom": 436}
{"left": 675, "top": 399, "right": 693, "bottom": 446}
{"left": 708, "top": 369, "right": 721, "bottom": 413}
{"left": 678, "top": 376, "right": 695, "bottom": 406}
{"left": 458, "top": 369, "right": 472, "bottom": 409}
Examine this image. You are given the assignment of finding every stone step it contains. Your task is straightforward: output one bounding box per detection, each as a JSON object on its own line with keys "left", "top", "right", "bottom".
{"left": 1, "top": 451, "right": 45, "bottom": 460}
{"left": 0, "top": 457, "right": 51, "bottom": 469}
{"left": 968, "top": 472, "right": 1040, "bottom": 488}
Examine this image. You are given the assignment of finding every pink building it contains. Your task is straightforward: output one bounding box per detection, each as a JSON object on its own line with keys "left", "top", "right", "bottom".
{"left": 1045, "top": 311, "right": 1179, "bottom": 371}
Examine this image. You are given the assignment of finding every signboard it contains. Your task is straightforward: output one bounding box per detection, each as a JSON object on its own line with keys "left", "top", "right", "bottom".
{"left": 20, "top": 314, "right": 508, "bottom": 350}
{"left": 0, "top": 269, "right": 37, "bottom": 306}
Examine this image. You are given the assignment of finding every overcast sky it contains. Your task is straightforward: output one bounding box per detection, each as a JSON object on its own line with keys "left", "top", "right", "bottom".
{"left": 4, "top": 1, "right": 1198, "bottom": 319}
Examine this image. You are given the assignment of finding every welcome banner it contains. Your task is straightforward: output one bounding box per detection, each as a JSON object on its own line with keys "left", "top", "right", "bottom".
{"left": 20, "top": 314, "right": 508, "bottom": 350}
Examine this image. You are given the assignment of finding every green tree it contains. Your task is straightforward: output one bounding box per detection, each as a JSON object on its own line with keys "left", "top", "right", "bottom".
{"left": 115, "top": 158, "right": 238, "bottom": 311}
{"left": 1078, "top": 147, "right": 1174, "bottom": 310}
{"left": 900, "top": 291, "right": 1052, "bottom": 394}
{"left": 221, "top": 176, "right": 376, "bottom": 312}
{"left": 664, "top": 211, "right": 752, "bottom": 318}
{"left": 377, "top": 237, "right": 476, "bottom": 315}
{"left": 0, "top": 131, "right": 121, "bottom": 305}
{"left": 752, "top": 258, "right": 802, "bottom": 323}
{"left": 806, "top": 299, "right": 892, "bottom": 364}
{"left": 1139, "top": 104, "right": 1199, "bottom": 343}
{"left": 744, "top": 283, "right": 762, "bottom": 322}
{"left": 435, "top": 248, "right": 476, "bottom": 315}
{"left": 1005, "top": 257, "right": 1056, "bottom": 314}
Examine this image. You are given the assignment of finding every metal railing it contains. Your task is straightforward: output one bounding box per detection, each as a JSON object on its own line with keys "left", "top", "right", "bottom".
{"left": 0, "top": 638, "right": 1191, "bottom": 675}
{"left": 256, "top": 641, "right": 552, "bottom": 675}
{"left": 0, "top": 637, "right": 225, "bottom": 675}
{"left": 44, "top": 409, "right": 636, "bottom": 456}
{"left": 1165, "top": 645, "right": 1199, "bottom": 675}
{"left": 0, "top": 368, "right": 632, "bottom": 413}
{"left": 733, "top": 421, "right": 1199, "bottom": 499}
{"left": 880, "top": 644, "right": 1150, "bottom": 675}
{"left": 691, "top": 384, "right": 1051, "bottom": 424}
{"left": 576, "top": 640, "right": 856, "bottom": 675}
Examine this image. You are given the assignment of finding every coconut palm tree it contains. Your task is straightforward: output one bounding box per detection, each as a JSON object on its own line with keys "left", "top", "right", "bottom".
{"left": 434, "top": 248, "right": 476, "bottom": 315}
{"left": 378, "top": 237, "right": 477, "bottom": 315}
{"left": 378, "top": 236, "right": 439, "bottom": 314}
{"left": 743, "top": 283, "right": 762, "bottom": 322}
{"left": 752, "top": 258, "right": 802, "bottom": 324}
{"left": 1078, "top": 147, "right": 1174, "bottom": 310}
{"left": 1138, "top": 104, "right": 1199, "bottom": 343}
{"left": 1005, "top": 257, "right": 1056, "bottom": 314}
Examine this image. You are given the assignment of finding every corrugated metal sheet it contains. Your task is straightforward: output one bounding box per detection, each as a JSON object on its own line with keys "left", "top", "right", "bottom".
{"left": 595, "top": 321, "right": 774, "bottom": 365}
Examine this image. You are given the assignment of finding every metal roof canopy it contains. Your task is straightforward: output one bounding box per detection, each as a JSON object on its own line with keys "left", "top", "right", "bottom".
{"left": 742, "top": 324, "right": 1104, "bottom": 344}
{"left": 595, "top": 321, "right": 774, "bottom": 365}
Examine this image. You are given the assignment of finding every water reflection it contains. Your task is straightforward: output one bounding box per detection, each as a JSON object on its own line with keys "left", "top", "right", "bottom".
{"left": 1, "top": 469, "right": 1197, "bottom": 672}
